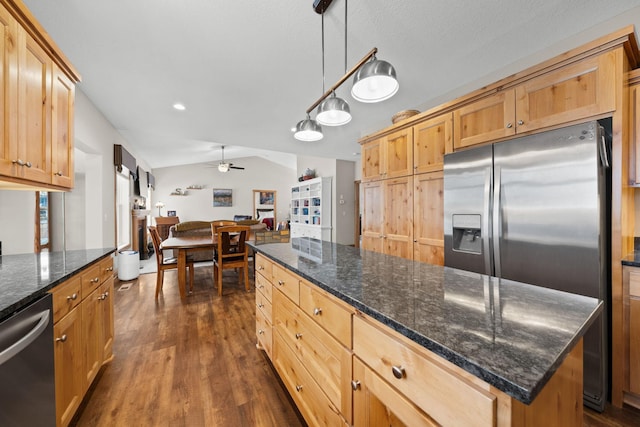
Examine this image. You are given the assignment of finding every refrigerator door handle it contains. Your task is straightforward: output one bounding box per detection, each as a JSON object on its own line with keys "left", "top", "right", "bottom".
{"left": 599, "top": 133, "right": 610, "bottom": 169}
{"left": 482, "top": 167, "right": 492, "bottom": 275}
{"left": 493, "top": 165, "right": 502, "bottom": 278}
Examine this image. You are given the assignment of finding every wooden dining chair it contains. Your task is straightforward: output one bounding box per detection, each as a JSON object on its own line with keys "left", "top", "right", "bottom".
{"left": 148, "top": 226, "right": 195, "bottom": 299}
{"left": 210, "top": 220, "right": 237, "bottom": 234}
{"left": 213, "top": 225, "right": 250, "bottom": 296}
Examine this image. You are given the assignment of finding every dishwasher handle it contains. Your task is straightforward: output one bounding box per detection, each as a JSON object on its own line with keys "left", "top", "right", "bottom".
{"left": 0, "top": 309, "right": 50, "bottom": 366}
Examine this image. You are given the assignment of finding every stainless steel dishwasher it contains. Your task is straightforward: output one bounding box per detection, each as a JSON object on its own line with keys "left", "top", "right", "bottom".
{"left": 0, "top": 294, "right": 56, "bottom": 426}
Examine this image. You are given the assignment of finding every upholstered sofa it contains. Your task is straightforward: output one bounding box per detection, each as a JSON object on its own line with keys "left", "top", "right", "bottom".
{"left": 168, "top": 219, "right": 267, "bottom": 262}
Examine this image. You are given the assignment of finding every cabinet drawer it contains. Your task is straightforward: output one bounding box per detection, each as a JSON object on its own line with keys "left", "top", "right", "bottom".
{"left": 99, "top": 257, "right": 114, "bottom": 284}
{"left": 353, "top": 315, "right": 496, "bottom": 427}
{"left": 274, "top": 329, "right": 345, "bottom": 427}
{"left": 81, "top": 264, "right": 102, "bottom": 298}
{"left": 255, "top": 254, "right": 273, "bottom": 280}
{"left": 299, "top": 279, "right": 352, "bottom": 348}
{"left": 50, "top": 275, "right": 82, "bottom": 323}
{"left": 256, "top": 289, "right": 272, "bottom": 322}
{"left": 273, "top": 264, "right": 300, "bottom": 304}
{"left": 274, "top": 291, "right": 351, "bottom": 419}
{"left": 256, "top": 306, "right": 273, "bottom": 359}
{"left": 255, "top": 272, "right": 273, "bottom": 303}
{"left": 630, "top": 269, "right": 640, "bottom": 297}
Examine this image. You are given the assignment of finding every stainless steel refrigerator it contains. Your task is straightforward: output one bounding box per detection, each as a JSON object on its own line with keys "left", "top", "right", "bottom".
{"left": 443, "top": 120, "right": 610, "bottom": 411}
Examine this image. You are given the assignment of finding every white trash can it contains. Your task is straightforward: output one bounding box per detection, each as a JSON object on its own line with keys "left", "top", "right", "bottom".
{"left": 118, "top": 250, "right": 140, "bottom": 281}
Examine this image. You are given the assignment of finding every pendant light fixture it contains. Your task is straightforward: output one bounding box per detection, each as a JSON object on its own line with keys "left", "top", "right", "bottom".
{"left": 293, "top": 0, "right": 398, "bottom": 140}
{"left": 316, "top": 0, "right": 351, "bottom": 126}
{"left": 294, "top": 114, "right": 323, "bottom": 141}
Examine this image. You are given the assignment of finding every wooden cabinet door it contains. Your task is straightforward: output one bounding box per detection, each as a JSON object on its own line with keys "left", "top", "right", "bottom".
{"left": 51, "top": 64, "right": 74, "bottom": 188}
{"left": 361, "top": 137, "right": 384, "bottom": 182}
{"left": 515, "top": 52, "right": 617, "bottom": 133}
{"left": 353, "top": 357, "right": 438, "bottom": 427}
{"left": 0, "top": 5, "right": 17, "bottom": 178}
{"left": 413, "top": 113, "right": 452, "bottom": 174}
{"left": 453, "top": 89, "right": 516, "bottom": 150}
{"left": 54, "top": 306, "right": 83, "bottom": 427}
{"left": 413, "top": 172, "right": 444, "bottom": 265}
{"left": 17, "top": 27, "right": 51, "bottom": 184}
{"left": 631, "top": 78, "right": 640, "bottom": 185}
{"left": 82, "top": 286, "right": 103, "bottom": 392}
{"left": 361, "top": 180, "right": 384, "bottom": 253}
{"left": 630, "top": 297, "right": 640, "bottom": 395}
{"left": 383, "top": 177, "right": 413, "bottom": 259}
{"left": 385, "top": 127, "right": 413, "bottom": 179}
{"left": 100, "top": 278, "right": 115, "bottom": 362}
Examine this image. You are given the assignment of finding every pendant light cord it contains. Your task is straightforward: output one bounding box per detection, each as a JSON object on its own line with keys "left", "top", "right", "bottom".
{"left": 344, "top": 0, "right": 347, "bottom": 74}
{"left": 321, "top": 6, "right": 325, "bottom": 94}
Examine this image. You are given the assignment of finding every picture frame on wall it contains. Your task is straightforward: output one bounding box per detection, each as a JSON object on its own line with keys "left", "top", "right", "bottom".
{"left": 259, "top": 191, "right": 275, "bottom": 205}
{"left": 213, "top": 189, "right": 233, "bottom": 207}
{"left": 167, "top": 210, "right": 177, "bottom": 217}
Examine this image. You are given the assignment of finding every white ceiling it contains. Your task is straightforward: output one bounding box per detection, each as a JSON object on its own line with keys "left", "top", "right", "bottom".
{"left": 22, "top": 0, "right": 640, "bottom": 169}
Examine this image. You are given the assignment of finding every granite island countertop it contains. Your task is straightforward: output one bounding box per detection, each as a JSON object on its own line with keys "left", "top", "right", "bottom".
{"left": 622, "top": 251, "right": 640, "bottom": 267}
{"left": 0, "top": 248, "right": 115, "bottom": 320}
{"left": 249, "top": 238, "right": 602, "bottom": 405}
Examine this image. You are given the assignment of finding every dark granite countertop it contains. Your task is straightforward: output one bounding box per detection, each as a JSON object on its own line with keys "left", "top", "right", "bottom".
{"left": 622, "top": 251, "right": 640, "bottom": 267}
{"left": 249, "top": 238, "right": 602, "bottom": 405}
{"left": 0, "top": 248, "right": 115, "bottom": 320}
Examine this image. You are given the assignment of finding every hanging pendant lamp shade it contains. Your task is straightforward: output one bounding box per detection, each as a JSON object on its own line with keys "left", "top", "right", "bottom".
{"left": 317, "top": 92, "right": 351, "bottom": 126}
{"left": 294, "top": 115, "right": 323, "bottom": 141}
{"left": 351, "top": 57, "right": 399, "bottom": 103}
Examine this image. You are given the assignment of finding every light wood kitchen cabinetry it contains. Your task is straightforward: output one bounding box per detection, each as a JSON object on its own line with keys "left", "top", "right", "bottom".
{"left": 0, "top": 0, "right": 79, "bottom": 190}
{"left": 361, "top": 176, "right": 413, "bottom": 259}
{"left": 413, "top": 113, "right": 453, "bottom": 174}
{"left": 50, "top": 255, "right": 114, "bottom": 427}
{"left": 255, "top": 256, "right": 274, "bottom": 359}
{"left": 413, "top": 171, "right": 444, "bottom": 265}
{"left": 361, "top": 127, "right": 413, "bottom": 182}
{"left": 623, "top": 267, "right": 640, "bottom": 406}
{"left": 629, "top": 69, "right": 640, "bottom": 185}
{"left": 453, "top": 51, "right": 617, "bottom": 150}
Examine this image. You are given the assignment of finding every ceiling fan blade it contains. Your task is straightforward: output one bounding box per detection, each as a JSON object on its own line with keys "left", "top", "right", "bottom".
{"left": 229, "top": 166, "right": 245, "bottom": 170}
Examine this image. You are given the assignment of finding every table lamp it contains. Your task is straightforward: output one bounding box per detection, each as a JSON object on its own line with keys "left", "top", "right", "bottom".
{"left": 155, "top": 201, "right": 165, "bottom": 217}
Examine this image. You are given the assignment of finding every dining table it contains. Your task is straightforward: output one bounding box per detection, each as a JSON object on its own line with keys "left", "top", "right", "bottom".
{"left": 160, "top": 235, "right": 217, "bottom": 299}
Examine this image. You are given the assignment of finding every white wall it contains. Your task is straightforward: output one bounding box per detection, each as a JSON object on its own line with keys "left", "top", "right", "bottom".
{"left": 0, "top": 191, "right": 35, "bottom": 254}
{"left": 152, "top": 156, "right": 296, "bottom": 224}
{"left": 296, "top": 155, "right": 356, "bottom": 245}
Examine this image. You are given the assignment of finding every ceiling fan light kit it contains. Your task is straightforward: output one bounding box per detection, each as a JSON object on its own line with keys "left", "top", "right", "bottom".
{"left": 215, "top": 145, "right": 245, "bottom": 172}
{"left": 293, "top": 0, "right": 398, "bottom": 141}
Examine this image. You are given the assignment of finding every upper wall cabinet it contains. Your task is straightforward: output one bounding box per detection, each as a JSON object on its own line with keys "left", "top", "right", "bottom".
{"left": 453, "top": 51, "right": 618, "bottom": 150}
{"left": 361, "top": 127, "right": 413, "bottom": 182}
{"left": 413, "top": 112, "right": 453, "bottom": 174}
{"left": 0, "top": 0, "right": 80, "bottom": 190}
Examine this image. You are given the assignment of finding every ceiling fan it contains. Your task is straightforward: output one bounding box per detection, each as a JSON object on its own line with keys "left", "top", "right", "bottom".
{"left": 209, "top": 145, "right": 245, "bottom": 172}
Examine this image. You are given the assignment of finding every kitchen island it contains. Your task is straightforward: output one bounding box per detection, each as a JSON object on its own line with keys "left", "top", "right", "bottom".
{"left": 250, "top": 238, "right": 602, "bottom": 426}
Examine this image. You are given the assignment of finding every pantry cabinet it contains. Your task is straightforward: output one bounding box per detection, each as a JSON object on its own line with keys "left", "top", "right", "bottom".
{"left": 0, "top": 0, "right": 79, "bottom": 190}
{"left": 361, "top": 177, "right": 413, "bottom": 259}
{"left": 51, "top": 255, "right": 114, "bottom": 427}
{"left": 413, "top": 171, "right": 444, "bottom": 265}
{"left": 413, "top": 113, "right": 453, "bottom": 174}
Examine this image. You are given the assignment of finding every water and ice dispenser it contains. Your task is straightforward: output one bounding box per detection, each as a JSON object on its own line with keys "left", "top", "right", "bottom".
{"left": 451, "top": 214, "right": 482, "bottom": 254}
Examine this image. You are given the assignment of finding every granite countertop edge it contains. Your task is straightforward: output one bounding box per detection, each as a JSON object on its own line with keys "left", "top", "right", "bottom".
{"left": 250, "top": 241, "right": 600, "bottom": 405}
{"left": 0, "top": 248, "right": 116, "bottom": 320}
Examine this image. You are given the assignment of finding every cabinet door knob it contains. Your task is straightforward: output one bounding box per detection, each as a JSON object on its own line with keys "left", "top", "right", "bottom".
{"left": 506, "top": 123, "right": 513, "bottom": 129}
{"left": 351, "top": 380, "right": 361, "bottom": 391}
{"left": 66, "top": 293, "right": 78, "bottom": 301}
{"left": 295, "top": 385, "right": 303, "bottom": 392}
{"left": 56, "top": 334, "right": 67, "bottom": 343}
{"left": 313, "top": 307, "right": 322, "bottom": 316}
{"left": 391, "top": 365, "right": 406, "bottom": 379}
{"left": 258, "top": 329, "right": 264, "bottom": 335}
{"left": 257, "top": 266, "right": 264, "bottom": 271}
{"left": 295, "top": 333, "right": 303, "bottom": 340}
{"left": 55, "top": 171, "right": 63, "bottom": 176}
{"left": 517, "top": 120, "right": 524, "bottom": 125}
{"left": 278, "top": 280, "right": 284, "bottom": 286}
{"left": 258, "top": 303, "right": 264, "bottom": 308}
{"left": 91, "top": 277, "right": 99, "bottom": 283}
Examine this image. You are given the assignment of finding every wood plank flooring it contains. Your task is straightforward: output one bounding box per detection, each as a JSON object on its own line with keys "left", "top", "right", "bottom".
{"left": 70, "top": 263, "right": 640, "bottom": 426}
{"left": 70, "top": 265, "right": 305, "bottom": 427}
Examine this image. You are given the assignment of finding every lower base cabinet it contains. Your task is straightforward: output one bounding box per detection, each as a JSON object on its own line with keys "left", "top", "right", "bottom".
{"left": 255, "top": 253, "right": 584, "bottom": 427}
{"left": 51, "top": 256, "right": 114, "bottom": 427}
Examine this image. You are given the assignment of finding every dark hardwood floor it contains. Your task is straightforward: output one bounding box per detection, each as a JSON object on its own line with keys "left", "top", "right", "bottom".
{"left": 71, "top": 263, "right": 640, "bottom": 426}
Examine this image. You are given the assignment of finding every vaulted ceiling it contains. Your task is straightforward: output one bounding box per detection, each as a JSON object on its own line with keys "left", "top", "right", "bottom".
{"left": 23, "top": 0, "right": 640, "bottom": 169}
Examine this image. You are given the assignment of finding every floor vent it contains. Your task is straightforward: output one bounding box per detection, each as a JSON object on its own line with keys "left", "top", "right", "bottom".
{"left": 118, "top": 283, "right": 133, "bottom": 291}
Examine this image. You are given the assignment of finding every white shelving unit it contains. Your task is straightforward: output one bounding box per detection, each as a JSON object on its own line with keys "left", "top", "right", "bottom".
{"left": 290, "top": 176, "right": 332, "bottom": 241}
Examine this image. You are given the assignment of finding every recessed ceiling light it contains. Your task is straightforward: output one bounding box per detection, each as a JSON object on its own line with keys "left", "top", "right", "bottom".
{"left": 173, "top": 103, "right": 186, "bottom": 111}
